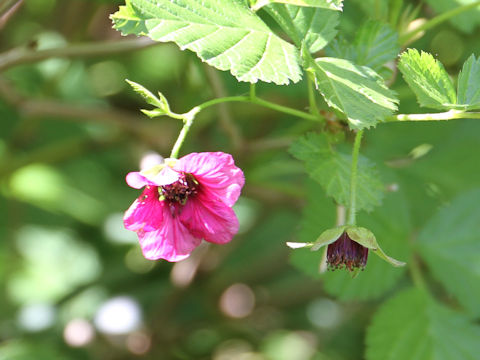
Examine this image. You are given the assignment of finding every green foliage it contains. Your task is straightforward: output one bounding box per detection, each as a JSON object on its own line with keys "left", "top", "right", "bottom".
{"left": 326, "top": 21, "right": 399, "bottom": 72}
{"left": 289, "top": 132, "right": 384, "bottom": 212}
{"left": 398, "top": 49, "right": 457, "bottom": 110}
{"left": 366, "top": 288, "right": 480, "bottom": 360}
{"left": 111, "top": 0, "right": 302, "bottom": 85}
{"left": 265, "top": 4, "right": 339, "bottom": 52}
{"left": 310, "top": 58, "right": 398, "bottom": 129}
{"left": 251, "top": 0, "right": 343, "bottom": 11}
{"left": 457, "top": 55, "right": 480, "bottom": 110}
{"left": 425, "top": 0, "right": 480, "bottom": 33}
{"left": 416, "top": 189, "right": 480, "bottom": 317}
{"left": 291, "top": 183, "right": 409, "bottom": 300}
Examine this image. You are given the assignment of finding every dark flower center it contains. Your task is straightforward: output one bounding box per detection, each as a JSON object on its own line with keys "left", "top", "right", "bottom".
{"left": 160, "top": 173, "right": 199, "bottom": 205}
{"left": 327, "top": 232, "right": 369, "bottom": 272}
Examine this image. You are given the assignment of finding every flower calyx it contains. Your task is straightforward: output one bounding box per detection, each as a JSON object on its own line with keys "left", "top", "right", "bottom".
{"left": 310, "top": 225, "right": 406, "bottom": 272}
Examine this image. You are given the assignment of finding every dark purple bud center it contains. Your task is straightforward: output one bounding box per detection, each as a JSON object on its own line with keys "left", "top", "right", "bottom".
{"left": 327, "top": 232, "right": 369, "bottom": 272}
{"left": 160, "top": 173, "right": 199, "bottom": 205}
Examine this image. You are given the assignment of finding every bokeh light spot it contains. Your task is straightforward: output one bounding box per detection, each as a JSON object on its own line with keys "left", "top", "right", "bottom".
{"left": 219, "top": 283, "right": 255, "bottom": 318}
{"left": 63, "top": 318, "right": 95, "bottom": 347}
{"left": 94, "top": 296, "right": 142, "bottom": 335}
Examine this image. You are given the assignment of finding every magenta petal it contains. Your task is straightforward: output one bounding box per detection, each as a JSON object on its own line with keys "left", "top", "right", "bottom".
{"left": 137, "top": 208, "right": 202, "bottom": 262}
{"left": 126, "top": 172, "right": 154, "bottom": 189}
{"left": 175, "top": 152, "right": 244, "bottom": 207}
{"left": 124, "top": 186, "right": 164, "bottom": 232}
{"left": 180, "top": 192, "right": 239, "bottom": 244}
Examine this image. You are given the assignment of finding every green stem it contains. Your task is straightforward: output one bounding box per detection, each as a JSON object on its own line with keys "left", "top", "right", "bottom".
{"left": 399, "top": 0, "right": 480, "bottom": 45}
{"left": 250, "top": 83, "right": 256, "bottom": 100}
{"left": 388, "top": 110, "right": 480, "bottom": 122}
{"left": 347, "top": 130, "right": 364, "bottom": 226}
{"left": 169, "top": 111, "right": 197, "bottom": 159}
{"left": 193, "top": 95, "right": 319, "bottom": 122}
{"left": 307, "top": 73, "right": 321, "bottom": 118}
{"left": 409, "top": 254, "right": 428, "bottom": 292}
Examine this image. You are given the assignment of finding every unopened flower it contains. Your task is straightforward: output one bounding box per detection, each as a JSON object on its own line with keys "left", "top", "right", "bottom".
{"left": 307, "top": 226, "right": 405, "bottom": 272}
{"left": 326, "top": 231, "right": 368, "bottom": 271}
{"left": 124, "top": 152, "right": 244, "bottom": 262}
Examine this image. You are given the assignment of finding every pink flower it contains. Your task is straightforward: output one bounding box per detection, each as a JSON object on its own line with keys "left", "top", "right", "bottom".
{"left": 124, "top": 152, "right": 245, "bottom": 262}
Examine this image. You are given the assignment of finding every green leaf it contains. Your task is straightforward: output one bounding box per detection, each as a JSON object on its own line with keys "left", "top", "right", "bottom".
{"left": 322, "top": 190, "right": 410, "bottom": 300}
{"left": 398, "top": 49, "right": 457, "bottom": 110}
{"left": 310, "top": 57, "right": 398, "bottom": 129}
{"left": 111, "top": 0, "right": 302, "bottom": 85}
{"left": 366, "top": 288, "right": 480, "bottom": 360}
{"left": 417, "top": 188, "right": 480, "bottom": 317}
{"left": 326, "top": 21, "right": 399, "bottom": 72}
{"left": 251, "top": 0, "right": 343, "bottom": 11}
{"left": 289, "top": 132, "right": 384, "bottom": 212}
{"left": 457, "top": 54, "right": 480, "bottom": 110}
{"left": 264, "top": 5, "right": 339, "bottom": 52}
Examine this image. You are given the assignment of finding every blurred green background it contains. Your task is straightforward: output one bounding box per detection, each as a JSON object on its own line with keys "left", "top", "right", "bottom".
{"left": 1, "top": 0, "right": 480, "bottom": 359}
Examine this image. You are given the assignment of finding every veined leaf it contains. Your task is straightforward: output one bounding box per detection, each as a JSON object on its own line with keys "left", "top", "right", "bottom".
{"left": 289, "top": 132, "right": 384, "bottom": 212}
{"left": 398, "top": 49, "right": 457, "bottom": 110}
{"left": 417, "top": 189, "right": 480, "bottom": 317}
{"left": 311, "top": 58, "right": 398, "bottom": 129}
{"left": 366, "top": 288, "right": 480, "bottom": 360}
{"left": 326, "top": 21, "right": 399, "bottom": 72}
{"left": 251, "top": 0, "right": 343, "bottom": 11}
{"left": 111, "top": 0, "right": 302, "bottom": 85}
{"left": 457, "top": 54, "right": 480, "bottom": 110}
{"left": 265, "top": 4, "right": 339, "bottom": 52}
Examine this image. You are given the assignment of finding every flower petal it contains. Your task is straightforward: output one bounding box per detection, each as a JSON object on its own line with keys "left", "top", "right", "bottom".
{"left": 123, "top": 186, "right": 164, "bottom": 232}
{"left": 175, "top": 152, "right": 244, "bottom": 207}
{"left": 126, "top": 172, "right": 155, "bottom": 189}
{"left": 148, "top": 166, "right": 180, "bottom": 186}
{"left": 137, "top": 207, "right": 202, "bottom": 262}
{"left": 180, "top": 192, "right": 239, "bottom": 244}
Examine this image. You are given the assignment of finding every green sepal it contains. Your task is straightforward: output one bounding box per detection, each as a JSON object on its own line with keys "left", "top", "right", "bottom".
{"left": 141, "top": 108, "right": 167, "bottom": 118}
{"left": 127, "top": 79, "right": 171, "bottom": 116}
{"left": 346, "top": 226, "right": 377, "bottom": 249}
{"left": 311, "top": 225, "right": 346, "bottom": 251}
{"left": 346, "top": 226, "right": 406, "bottom": 267}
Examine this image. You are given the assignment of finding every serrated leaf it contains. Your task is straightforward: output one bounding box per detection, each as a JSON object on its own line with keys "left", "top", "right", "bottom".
{"left": 366, "top": 288, "right": 480, "bottom": 360}
{"left": 417, "top": 188, "right": 480, "bottom": 317}
{"left": 265, "top": 4, "right": 339, "bottom": 52}
{"left": 111, "top": 0, "right": 302, "bottom": 85}
{"left": 251, "top": 0, "right": 343, "bottom": 11}
{"left": 326, "top": 21, "right": 399, "bottom": 72}
{"left": 289, "top": 132, "right": 384, "bottom": 212}
{"left": 311, "top": 58, "right": 398, "bottom": 129}
{"left": 457, "top": 54, "right": 480, "bottom": 110}
{"left": 398, "top": 49, "right": 457, "bottom": 110}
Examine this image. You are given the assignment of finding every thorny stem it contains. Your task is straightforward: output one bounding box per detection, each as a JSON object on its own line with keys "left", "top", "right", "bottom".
{"left": 347, "top": 130, "right": 364, "bottom": 226}
{"left": 399, "top": 0, "right": 480, "bottom": 45}
{"left": 389, "top": 110, "right": 480, "bottom": 122}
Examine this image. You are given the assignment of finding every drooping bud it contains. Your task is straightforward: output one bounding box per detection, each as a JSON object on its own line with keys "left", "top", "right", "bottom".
{"left": 327, "top": 232, "right": 369, "bottom": 271}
